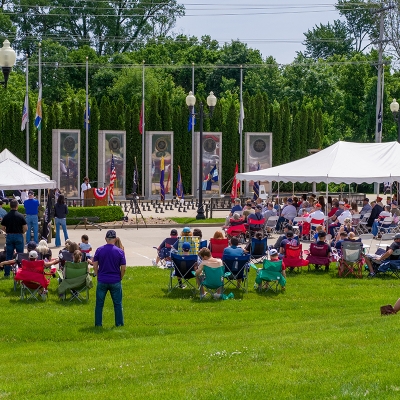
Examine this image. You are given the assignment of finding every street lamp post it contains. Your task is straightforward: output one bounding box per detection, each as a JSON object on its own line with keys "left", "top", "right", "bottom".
{"left": 0, "top": 40, "right": 16, "bottom": 88}
{"left": 186, "top": 91, "right": 217, "bottom": 220}
{"left": 390, "top": 98, "right": 400, "bottom": 143}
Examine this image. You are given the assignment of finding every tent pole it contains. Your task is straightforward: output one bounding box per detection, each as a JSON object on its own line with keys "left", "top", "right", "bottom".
{"left": 326, "top": 175, "right": 329, "bottom": 234}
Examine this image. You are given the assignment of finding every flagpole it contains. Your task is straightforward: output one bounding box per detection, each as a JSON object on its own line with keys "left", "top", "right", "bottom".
{"left": 239, "top": 65, "right": 243, "bottom": 176}
{"left": 192, "top": 62, "right": 195, "bottom": 196}
{"left": 25, "top": 54, "right": 29, "bottom": 165}
{"left": 85, "top": 56, "right": 89, "bottom": 178}
{"left": 38, "top": 42, "right": 42, "bottom": 173}
{"left": 141, "top": 60, "right": 145, "bottom": 198}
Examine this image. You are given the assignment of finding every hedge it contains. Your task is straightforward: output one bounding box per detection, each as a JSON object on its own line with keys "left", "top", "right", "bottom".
{"left": 2, "top": 205, "right": 124, "bottom": 225}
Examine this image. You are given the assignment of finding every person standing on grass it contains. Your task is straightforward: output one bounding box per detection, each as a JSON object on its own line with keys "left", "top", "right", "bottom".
{"left": 24, "top": 190, "right": 39, "bottom": 244}
{"left": 1, "top": 199, "right": 27, "bottom": 277}
{"left": 93, "top": 230, "right": 126, "bottom": 327}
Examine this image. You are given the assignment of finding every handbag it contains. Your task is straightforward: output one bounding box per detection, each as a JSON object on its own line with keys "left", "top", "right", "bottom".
{"left": 380, "top": 304, "right": 395, "bottom": 315}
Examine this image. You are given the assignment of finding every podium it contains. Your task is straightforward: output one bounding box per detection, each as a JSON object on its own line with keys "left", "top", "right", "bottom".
{"left": 83, "top": 189, "right": 108, "bottom": 207}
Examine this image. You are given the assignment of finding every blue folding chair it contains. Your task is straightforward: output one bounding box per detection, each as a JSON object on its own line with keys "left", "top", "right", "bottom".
{"left": 249, "top": 237, "right": 268, "bottom": 264}
{"left": 169, "top": 253, "right": 198, "bottom": 293}
{"left": 222, "top": 254, "right": 251, "bottom": 292}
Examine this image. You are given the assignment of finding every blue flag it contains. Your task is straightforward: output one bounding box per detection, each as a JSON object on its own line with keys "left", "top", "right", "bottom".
{"left": 188, "top": 109, "right": 196, "bottom": 132}
{"left": 84, "top": 106, "right": 90, "bottom": 130}
{"left": 160, "top": 157, "right": 165, "bottom": 201}
{"left": 206, "top": 165, "right": 218, "bottom": 191}
{"left": 176, "top": 166, "right": 184, "bottom": 199}
{"left": 253, "top": 162, "right": 260, "bottom": 200}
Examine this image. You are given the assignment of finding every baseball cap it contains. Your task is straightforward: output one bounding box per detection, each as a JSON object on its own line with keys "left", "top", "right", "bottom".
{"left": 377, "top": 196, "right": 383, "bottom": 202}
{"left": 339, "top": 201, "right": 345, "bottom": 205}
{"left": 344, "top": 204, "right": 351, "bottom": 209}
{"left": 394, "top": 233, "right": 400, "bottom": 239}
{"left": 28, "top": 190, "right": 34, "bottom": 195}
{"left": 256, "top": 205, "right": 262, "bottom": 210}
{"left": 315, "top": 203, "right": 321, "bottom": 208}
{"left": 287, "top": 198, "right": 293, "bottom": 203}
{"left": 29, "top": 250, "right": 38, "bottom": 259}
{"left": 106, "top": 229, "right": 117, "bottom": 239}
{"left": 27, "top": 241, "right": 37, "bottom": 251}
{"left": 182, "top": 226, "right": 191, "bottom": 233}
{"left": 182, "top": 242, "right": 191, "bottom": 251}
{"left": 363, "top": 198, "right": 369, "bottom": 202}
{"left": 391, "top": 201, "right": 398, "bottom": 206}
{"left": 170, "top": 229, "right": 178, "bottom": 236}
{"left": 269, "top": 249, "right": 278, "bottom": 256}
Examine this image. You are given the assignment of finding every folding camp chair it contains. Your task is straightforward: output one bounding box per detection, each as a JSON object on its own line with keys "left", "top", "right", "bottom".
{"left": 376, "top": 249, "right": 400, "bottom": 278}
{"left": 291, "top": 217, "right": 305, "bottom": 239}
{"left": 359, "top": 213, "right": 371, "bottom": 233}
{"left": 306, "top": 242, "right": 331, "bottom": 271}
{"left": 199, "top": 240, "right": 208, "bottom": 249}
{"left": 197, "top": 265, "right": 231, "bottom": 300}
{"left": 58, "top": 261, "right": 92, "bottom": 301}
{"left": 249, "top": 237, "right": 268, "bottom": 264}
{"left": 225, "top": 224, "right": 247, "bottom": 244}
{"left": 283, "top": 244, "right": 309, "bottom": 272}
{"left": 168, "top": 253, "right": 198, "bottom": 293}
{"left": 59, "top": 251, "right": 74, "bottom": 270}
{"left": 376, "top": 216, "right": 394, "bottom": 236}
{"left": 247, "top": 217, "right": 266, "bottom": 239}
{"left": 222, "top": 254, "right": 251, "bottom": 292}
{"left": 14, "top": 259, "right": 52, "bottom": 301}
{"left": 265, "top": 216, "right": 279, "bottom": 236}
{"left": 338, "top": 241, "right": 364, "bottom": 278}
{"left": 251, "top": 259, "right": 286, "bottom": 293}
{"left": 209, "top": 238, "right": 229, "bottom": 258}
{"left": 351, "top": 214, "right": 362, "bottom": 235}
{"left": 359, "top": 234, "right": 373, "bottom": 253}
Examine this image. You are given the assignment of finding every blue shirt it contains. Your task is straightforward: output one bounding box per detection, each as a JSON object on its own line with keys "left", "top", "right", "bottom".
{"left": 0, "top": 208, "right": 6, "bottom": 218}
{"left": 24, "top": 198, "right": 39, "bottom": 215}
{"left": 94, "top": 244, "right": 126, "bottom": 284}
{"left": 230, "top": 204, "right": 242, "bottom": 214}
{"left": 223, "top": 246, "right": 244, "bottom": 257}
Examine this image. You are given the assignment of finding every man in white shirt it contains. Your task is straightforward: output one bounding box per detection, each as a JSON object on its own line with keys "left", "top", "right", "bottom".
{"left": 306, "top": 203, "right": 325, "bottom": 223}
{"left": 338, "top": 204, "right": 352, "bottom": 224}
{"left": 276, "top": 198, "right": 297, "bottom": 231}
{"left": 81, "top": 177, "right": 91, "bottom": 204}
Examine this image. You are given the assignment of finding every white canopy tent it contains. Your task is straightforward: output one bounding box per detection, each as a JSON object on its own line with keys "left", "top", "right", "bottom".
{"left": 0, "top": 149, "right": 56, "bottom": 190}
{"left": 237, "top": 141, "right": 400, "bottom": 184}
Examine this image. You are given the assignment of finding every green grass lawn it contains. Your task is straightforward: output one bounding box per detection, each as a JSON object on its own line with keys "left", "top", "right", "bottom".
{"left": 1, "top": 267, "right": 400, "bottom": 399}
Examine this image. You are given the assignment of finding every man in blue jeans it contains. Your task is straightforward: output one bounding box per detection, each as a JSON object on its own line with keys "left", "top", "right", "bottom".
{"left": 23, "top": 190, "right": 39, "bottom": 244}
{"left": 1, "top": 199, "right": 27, "bottom": 277}
{"left": 93, "top": 230, "right": 126, "bottom": 327}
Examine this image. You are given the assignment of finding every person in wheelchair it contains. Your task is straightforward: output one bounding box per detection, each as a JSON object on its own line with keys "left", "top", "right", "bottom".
{"left": 152, "top": 228, "right": 178, "bottom": 267}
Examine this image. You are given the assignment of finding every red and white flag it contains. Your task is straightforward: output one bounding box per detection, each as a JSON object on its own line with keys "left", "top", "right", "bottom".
{"left": 109, "top": 154, "right": 116, "bottom": 202}
{"left": 231, "top": 162, "right": 240, "bottom": 199}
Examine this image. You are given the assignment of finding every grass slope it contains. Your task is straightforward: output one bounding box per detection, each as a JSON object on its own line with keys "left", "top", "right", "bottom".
{"left": 0, "top": 268, "right": 399, "bottom": 399}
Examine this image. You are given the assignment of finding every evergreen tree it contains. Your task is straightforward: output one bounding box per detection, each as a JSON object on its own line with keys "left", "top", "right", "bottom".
{"left": 147, "top": 94, "right": 162, "bottom": 131}
{"left": 291, "top": 112, "right": 302, "bottom": 161}
{"left": 307, "top": 106, "right": 315, "bottom": 150}
{"left": 89, "top": 98, "right": 99, "bottom": 182}
{"left": 253, "top": 92, "right": 265, "bottom": 132}
{"left": 271, "top": 104, "right": 282, "bottom": 166}
{"left": 60, "top": 101, "right": 70, "bottom": 128}
{"left": 280, "top": 98, "right": 291, "bottom": 164}
{"left": 99, "top": 96, "right": 111, "bottom": 130}
{"left": 210, "top": 101, "right": 223, "bottom": 132}
{"left": 160, "top": 91, "right": 172, "bottom": 131}
{"left": 116, "top": 96, "right": 125, "bottom": 130}
{"left": 125, "top": 103, "right": 133, "bottom": 194}
{"left": 110, "top": 101, "right": 118, "bottom": 129}
{"left": 299, "top": 105, "right": 308, "bottom": 158}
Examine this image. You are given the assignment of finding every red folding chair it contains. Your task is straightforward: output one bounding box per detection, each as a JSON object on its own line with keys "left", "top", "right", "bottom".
{"left": 209, "top": 238, "right": 229, "bottom": 258}
{"left": 246, "top": 217, "right": 266, "bottom": 239}
{"left": 306, "top": 242, "right": 331, "bottom": 271}
{"left": 225, "top": 224, "right": 247, "bottom": 244}
{"left": 283, "top": 244, "right": 309, "bottom": 272}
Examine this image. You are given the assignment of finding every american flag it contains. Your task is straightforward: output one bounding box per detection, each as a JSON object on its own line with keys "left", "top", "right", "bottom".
{"left": 109, "top": 154, "right": 116, "bottom": 202}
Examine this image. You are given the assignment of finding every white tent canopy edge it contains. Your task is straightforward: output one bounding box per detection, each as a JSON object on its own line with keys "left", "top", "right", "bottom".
{"left": 0, "top": 148, "right": 56, "bottom": 190}
{"left": 236, "top": 141, "right": 400, "bottom": 184}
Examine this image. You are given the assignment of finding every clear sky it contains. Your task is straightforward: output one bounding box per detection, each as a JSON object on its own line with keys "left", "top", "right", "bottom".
{"left": 173, "top": 1, "right": 342, "bottom": 64}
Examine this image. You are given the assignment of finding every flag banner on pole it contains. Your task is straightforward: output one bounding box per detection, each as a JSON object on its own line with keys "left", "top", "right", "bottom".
{"left": 238, "top": 101, "right": 245, "bottom": 134}
{"left": 231, "top": 162, "right": 240, "bottom": 199}
{"left": 253, "top": 162, "right": 260, "bottom": 200}
{"left": 378, "top": 104, "right": 382, "bottom": 135}
{"left": 109, "top": 154, "right": 116, "bottom": 202}
{"left": 35, "top": 86, "right": 42, "bottom": 129}
{"left": 84, "top": 106, "right": 90, "bottom": 130}
{"left": 21, "top": 94, "right": 28, "bottom": 131}
{"left": 165, "top": 167, "right": 171, "bottom": 194}
{"left": 206, "top": 165, "right": 218, "bottom": 191}
{"left": 160, "top": 156, "right": 165, "bottom": 201}
{"left": 176, "top": 166, "right": 184, "bottom": 199}
{"left": 132, "top": 163, "right": 139, "bottom": 195}
{"left": 188, "top": 109, "right": 195, "bottom": 132}
{"left": 139, "top": 103, "right": 143, "bottom": 134}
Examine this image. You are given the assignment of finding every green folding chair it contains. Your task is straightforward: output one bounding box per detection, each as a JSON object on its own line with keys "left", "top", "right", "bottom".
{"left": 198, "top": 266, "right": 231, "bottom": 300}
{"left": 251, "top": 260, "right": 286, "bottom": 293}
{"left": 58, "top": 261, "right": 92, "bottom": 302}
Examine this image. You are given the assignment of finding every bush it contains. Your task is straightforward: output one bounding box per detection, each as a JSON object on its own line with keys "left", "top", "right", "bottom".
{"left": 2, "top": 205, "right": 124, "bottom": 225}
{"left": 66, "top": 206, "right": 124, "bottom": 225}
